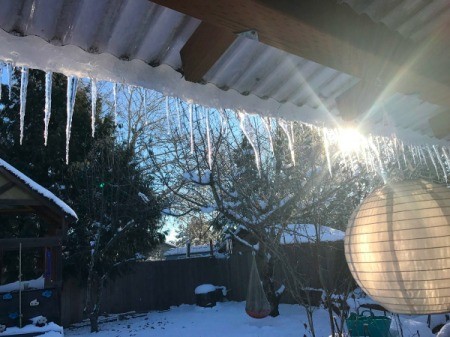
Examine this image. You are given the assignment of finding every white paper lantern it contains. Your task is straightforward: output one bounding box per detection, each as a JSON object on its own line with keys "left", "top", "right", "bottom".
{"left": 345, "top": 180, "right": 450, "bottom": 314}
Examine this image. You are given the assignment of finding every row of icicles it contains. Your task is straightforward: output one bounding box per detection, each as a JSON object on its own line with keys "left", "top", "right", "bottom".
{"left": 1, "top": 62, "right": 450, "bottom": 183}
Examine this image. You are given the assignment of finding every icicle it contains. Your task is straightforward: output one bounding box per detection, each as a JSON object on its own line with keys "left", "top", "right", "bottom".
{"left": 433, "top": 145, "right": 447, "bottom": 182}
{"left": 322, "top": 129, "right": 332, "bottom": 176}
{"left": 426, "top": 145, "right": 439, "bottom": 179}
{"left": 175, "top": 98, "right": 182, "bottom": 130}
{"left": 238, "top": 111, "right": 261, "bottom": 176}
{"left": 90, "top": 78, "right": 97, "bottom": 138}
{"left": 143, "top": 89, "right": 147, "bottom": 125}
{"left": 0, "top": 64, "right": 3, "bottom": 101}
{"left": 400, "top": 141, "right": 407, "bottom": 168}
{"left": 66, "top": 76, "right": 78, "bottom": 164}
{"left": 261, "top": 117, "right": 274, "bottom": 153}
{"left": 442, "top": 147, "right": 450, "bottom": 176}
{"left": 43, "top": 71, "right": 53, "bottom": 146}
{"left": 410, "top": 145, "right": 417, "bottom": 165}
{"left": 415, "top": 146, "right": 423, "bottom": 165}
{"left": 419, "top": 147, "right": 429, "bottom": 168}
{"left": 189, "top": 103, "right": 194, "bottom": 153}
{"left": 113, "top": 82, "right": 118, "bottom": 125}
{"left": 6, "top": 62, "right": 13, "bottom": 101}
{"left": 290, "top": 121, "right": 295, "bottom": 150}
{"left": 392, "top": 137, "right": 402, "bottom": 170}
{"left": 19, "top": 67, "right": 29, "bottom": 145}
{"left": 368, "top": 139, "right": 383, "bottom": 173}
{"left": 219, "top": 108, "right": 228, "bottom": 134}
{"left": 279, "top": 119, "right": 296, "bottom": 165}
{"left": 165, "top": 96, "right": 171, "bottom": 135}
{"left": 206, "top": 108, "right": 212, "bottom": 169}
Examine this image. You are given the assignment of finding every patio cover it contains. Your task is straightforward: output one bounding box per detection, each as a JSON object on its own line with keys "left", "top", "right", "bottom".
{"left": 0, "top": 0, "right": 448, "bottom": 144}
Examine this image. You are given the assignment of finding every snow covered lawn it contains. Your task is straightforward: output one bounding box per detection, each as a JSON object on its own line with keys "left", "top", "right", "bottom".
{"left": 65, "top": 301, "right": 438, "bottom": 337}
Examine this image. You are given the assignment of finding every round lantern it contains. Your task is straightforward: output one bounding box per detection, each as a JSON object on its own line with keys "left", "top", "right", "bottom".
{"left": 345, "top": 179, "right": 450, "bottom": 314}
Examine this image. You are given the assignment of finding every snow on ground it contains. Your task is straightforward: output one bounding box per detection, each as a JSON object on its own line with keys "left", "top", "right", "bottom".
{"left": 64, "top": 301, "right": 439, "bottom": 337}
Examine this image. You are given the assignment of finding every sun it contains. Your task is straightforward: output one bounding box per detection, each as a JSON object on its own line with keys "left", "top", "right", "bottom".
{"left": 337, "top": 127, "right": 366, "bottom": 154}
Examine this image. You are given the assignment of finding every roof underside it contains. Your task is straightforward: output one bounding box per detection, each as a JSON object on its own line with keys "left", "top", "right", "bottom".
{"left": 0, "top": 0, "right": 449, "bottom": 145}
{"left": 0, "top": 158, "right": 77, "bottom": 224}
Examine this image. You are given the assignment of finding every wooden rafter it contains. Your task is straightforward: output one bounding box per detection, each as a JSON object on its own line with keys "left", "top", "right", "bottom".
{"left": 150, "top": 0, "right": 450, "bottom": 109}
{"left": 0, "top": 181, "right": 14, "bottom": 195}
{"left": 336, "top": 81, "right": 385, "bottom": 121}
{"left": 0, "top": 237, "right": 61, "bottom": 251}
{"left": 181, "top": 21, "right": 237, "bottom": 82}
{"left": 429, "top": 112, "right": 450, "bottom": 139}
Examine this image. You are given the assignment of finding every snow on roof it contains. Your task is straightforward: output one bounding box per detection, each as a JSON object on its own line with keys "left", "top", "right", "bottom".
{"left": 280, "top": 224, "right": 345, "bottom": 244}
{"left": 164, "top": 244, "right": 214, "bottom": 257}
{"left": 0, "top": 158, "right": 78, "bottom": 220}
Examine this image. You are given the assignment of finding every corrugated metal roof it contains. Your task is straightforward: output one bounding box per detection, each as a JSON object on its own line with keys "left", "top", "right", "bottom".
{"left": 342, "top": 0, "right": 450, "bottom": 43}
{"left": 0, "top": 0, "right": 448, "bottom": 144}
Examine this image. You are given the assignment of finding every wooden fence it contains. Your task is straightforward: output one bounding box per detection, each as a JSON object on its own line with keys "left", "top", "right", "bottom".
{"left": 61, "top": 254, "right": 252, "bottom": 326}
{"left": 61, "top": 242, "right": 348, "bottom": 326}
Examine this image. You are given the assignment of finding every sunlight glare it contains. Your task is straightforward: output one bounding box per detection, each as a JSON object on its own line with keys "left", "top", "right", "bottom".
{"left": 337, "top": 128, "right": 366, "bottom": 154}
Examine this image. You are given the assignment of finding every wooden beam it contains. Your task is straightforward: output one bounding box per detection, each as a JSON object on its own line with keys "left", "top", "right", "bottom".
{"left": 0, "top": 237, "right": 61, "bottom": 251}
{"left": 0, "top": 167, "right": 76, "bottom": 223}
{"left": 0, "top": 199, "right": 41, "bottom": 206}
{"left": 0, "top": 181, "right": 14, "bottom": 195}
{"left": 429, "top": 111, "right": 450, "bottom": 139}
{"left": 181, "top": 21, "right": 238, "bottom": 82}
{"left": 336, "top": 81, "right": 385, "bottom": 121}
{"left": 150, "top": 0, "right": 450, "bottom": 108}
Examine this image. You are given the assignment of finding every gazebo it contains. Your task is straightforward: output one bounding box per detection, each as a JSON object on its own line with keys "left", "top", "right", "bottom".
{"left": 0, "top": 158, "right": 77, "bottom": 329}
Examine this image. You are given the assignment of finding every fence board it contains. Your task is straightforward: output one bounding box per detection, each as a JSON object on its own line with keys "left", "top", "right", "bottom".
{"left": 61, "top": 243, "right": 347, "bottom": 326}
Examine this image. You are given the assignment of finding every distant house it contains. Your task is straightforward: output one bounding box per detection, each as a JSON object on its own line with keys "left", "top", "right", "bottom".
{"left": 164, "top": 242, "right": 216, "bottom": 260}
{"left": 223, "top": 223, "right": 345, "bottom": 254}
{"left": 147, "top": 242, "right": 177, "bottom": 261}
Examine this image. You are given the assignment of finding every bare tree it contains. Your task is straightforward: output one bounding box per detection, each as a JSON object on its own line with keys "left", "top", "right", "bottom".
{"left": 145, "top": 106, "right": 375, "bottom": 320}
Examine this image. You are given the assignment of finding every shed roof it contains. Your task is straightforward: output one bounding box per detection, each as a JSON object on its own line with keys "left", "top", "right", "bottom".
{"left": 0, "top": 0, "right": 448, "bottom": 144}
{"left": 0, "top": 158, "right": 77, "bottom": 224}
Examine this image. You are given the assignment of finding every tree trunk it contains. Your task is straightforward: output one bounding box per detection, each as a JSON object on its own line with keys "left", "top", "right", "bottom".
{"left": 261, "top": 249, "right": 280, "bottom": 317}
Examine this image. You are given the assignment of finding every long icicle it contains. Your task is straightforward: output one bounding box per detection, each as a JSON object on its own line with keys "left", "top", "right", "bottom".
{"left": 165, "top": 96, "right": 171, "bottom": 135}
{"left": 322, "top": 128, "right": 332, "bottom": 176}
{"left": 261, "top": 116, "right": 274, "bottom": 153}
{"left": 176, "top": 98, "right": 182, "bottom": 130}
{"left": 238, "top": 111, "right": 261, "bottom": 176}
{"left": 426, "top": 145, "right": 439, "bottom": 179}
{"left": 0, "top": 64, "right": 3, "bottom": 101}
{"left": 6, "top": 62, "right": 13, "bottom": 101}
{"left": 44, "top": 71, "right": 53, "bottom": 146}
{"left": 442, "top": 147, "right": 450, "bottom": 176}
{"left": 143, "top": 89, "right": 147, "bottom": 126}
{"left": 66, "top": 76, "right": 78, "bottom": 164}
{"left": 206, "top": 108, "right": 212, "bottom": 169}
{"left": 189, "top": 103, "right": 194, "bottom": 153}
{"left": 91, "top": 79, "right": 97, "bottom": 137}
{"left": 433, "top": 145, "right": 447, "bottom": 182}
{"left": 279, "top": 119, "right": 296, "bottom": 165}
{"left": 19, "top": 67, "right": 29, "bottom": 145}
{"left": 113, "top": 82, "right": 118, "bottom": 125}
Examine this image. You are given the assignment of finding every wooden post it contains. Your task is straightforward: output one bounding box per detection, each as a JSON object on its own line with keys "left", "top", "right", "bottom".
{"left": 186, "top": 241, "right": 191, "bottom": 258}
{"left": 209, "top": 240, "right": 214, "bottom": 257}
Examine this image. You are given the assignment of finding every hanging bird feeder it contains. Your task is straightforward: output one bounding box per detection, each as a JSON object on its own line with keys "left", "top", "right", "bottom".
{"left": 345, "top": 180, "right": 450, "bottom": 314}
{"left": 245, "top": 253, "right": 271, "bottom": 319}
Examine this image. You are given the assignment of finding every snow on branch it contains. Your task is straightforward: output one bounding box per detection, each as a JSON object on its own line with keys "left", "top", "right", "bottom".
{"left": 226, "top": 228, "right": 259, "bottom": 251}
{"left": 182, "top": 170, "right": 211, "bottom": 185}
{"left": 138, "top": 192, "right": 150, "bottom": 203}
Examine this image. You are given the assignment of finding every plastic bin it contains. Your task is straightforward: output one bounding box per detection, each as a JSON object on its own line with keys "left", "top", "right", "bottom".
{"left": 346, "top": 310, "right": 391, "bottom": 337}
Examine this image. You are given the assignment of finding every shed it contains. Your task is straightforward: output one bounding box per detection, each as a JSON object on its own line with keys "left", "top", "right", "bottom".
{"left": 0, "top": 158, "right": 77, "bottom": 329}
